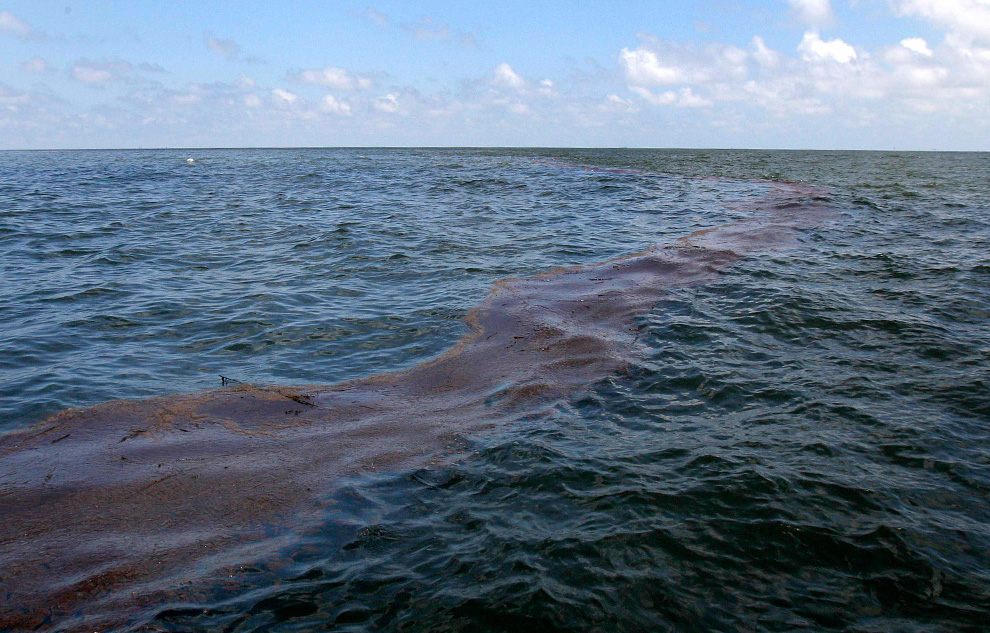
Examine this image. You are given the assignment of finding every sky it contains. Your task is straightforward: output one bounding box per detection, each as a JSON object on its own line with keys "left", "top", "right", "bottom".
{"left": 0, "top": 0, "right": 988, "bottom": 150}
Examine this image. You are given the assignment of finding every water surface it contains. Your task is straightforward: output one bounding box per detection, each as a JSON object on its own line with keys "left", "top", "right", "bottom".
{"left": 1, "top": 149, "right": 988, "bottom": 632}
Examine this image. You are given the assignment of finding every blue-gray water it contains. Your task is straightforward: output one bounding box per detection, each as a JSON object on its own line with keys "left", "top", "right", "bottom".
{"left": 1, "top": 149, "right": 988, "bottom": 631}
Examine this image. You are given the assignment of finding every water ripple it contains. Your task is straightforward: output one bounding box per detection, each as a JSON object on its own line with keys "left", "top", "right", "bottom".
{"left": 1, "top": 149, "right": 989, "bottom": 632}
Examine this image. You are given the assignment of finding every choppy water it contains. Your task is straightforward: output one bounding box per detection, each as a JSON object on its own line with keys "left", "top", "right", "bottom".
{"left": 1, "top": 149, "right": 989, "bottom": 631}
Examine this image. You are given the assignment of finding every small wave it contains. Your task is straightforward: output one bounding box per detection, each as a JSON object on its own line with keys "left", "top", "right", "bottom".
{"left": 0, "top": 178, "right": 834, "bottom": 631}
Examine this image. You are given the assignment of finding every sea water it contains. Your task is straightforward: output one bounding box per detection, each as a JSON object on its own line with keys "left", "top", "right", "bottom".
{"left": 0, "top": 149, "right": 988, "bottom": 631}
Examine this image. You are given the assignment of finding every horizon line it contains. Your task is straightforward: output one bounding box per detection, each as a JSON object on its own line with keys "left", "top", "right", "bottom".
{"left": 0, "top": 145, "right": 983, "bottom": 153}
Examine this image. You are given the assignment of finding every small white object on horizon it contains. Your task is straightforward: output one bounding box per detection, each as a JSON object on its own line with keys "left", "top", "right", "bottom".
{"left": 186, "top": 158, "right": 195, "bottom": 163}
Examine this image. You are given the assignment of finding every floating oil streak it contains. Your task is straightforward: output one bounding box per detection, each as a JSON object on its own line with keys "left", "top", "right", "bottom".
{"left": 0, "top": 174, "right": 832, "bottom": 631}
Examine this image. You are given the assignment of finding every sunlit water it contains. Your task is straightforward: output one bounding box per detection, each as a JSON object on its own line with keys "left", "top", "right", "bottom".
{"left": 1, "top": 149, "right": 988, "bottom": 631}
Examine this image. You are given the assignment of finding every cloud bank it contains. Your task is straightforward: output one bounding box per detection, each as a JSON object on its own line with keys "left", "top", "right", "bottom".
{"left": 0, "top": 3, "right": 988, "bottom": 149}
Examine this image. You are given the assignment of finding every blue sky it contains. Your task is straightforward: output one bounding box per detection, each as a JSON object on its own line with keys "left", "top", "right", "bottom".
{"left": 1, "top": 0, "right": 988, "bottom": 149}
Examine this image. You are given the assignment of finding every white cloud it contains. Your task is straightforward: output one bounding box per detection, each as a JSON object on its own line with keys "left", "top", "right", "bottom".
{"left": 618, "top": 39, "right": 756, "bottom": 100}
{"left": 22, "top": 57, "right": 50, "bottom": 73}
{"left": 630, "top": 86, "right": 713, "bottom": 107}
{"left": 612, "top": 25, "right": 984, "bottom": 123}
{"left": 891, "top": 0, "right": 990, "bottom": 44}
{"left": 297, "top": 66, "right": 372, "bottom": 90}
{"left": 374, "top": 92, "right": 400, "bottom": 113}
{"left": 67, "top": 58, "right": 162, "bottom": 84}
{"left": 787, "top": 0, "right": 833, "bottom": 28}
{"left": 619, "top": 47, "right": 684, "bottom": 85}
{"left": 677, "top": 87, "right": 716, "bottom": 107}
{"left": 72, "top": 59, "right": 133, "bottom": 83}
{"left": 0, "top": 82, "right": 30, "bottom": 105}
{"left": 493, "top": 63, "right": 526, "bottom": 90}
{"left": 1, "top": 9, "right": 988, "bottom": 151}
{"left": 538, "top": 78, "right": 558, "bottom": 97}
{"left": 173, "top": 94, "right": 201, "bottom": 105}
{"left": 885, "top": 3, "right": 990, "bottom": 98}
{"left": 206, "top": 36, "right": 240, "bottom": 61}
{"left": 752, "top": 36, "right": 781, "bottom": 67}
{"left": 271, "top": 88, "right": 297, "bottom": 104}
{"left": 353, "top": 11, "right": 477, "bottom": 48}
{"left": 898, "top": 65, "right": 949, "bottom": 87}
{"left": 321, "top": 94, "right": 352, "bottom": 115}
{"left": 901, "top": 37, "right": 934, "bottom": 56}
{"left": 798, "top": 31, "right": 858, "bottom": 63}
{"left": 0, "top": 11, "right": 42, "bottom": 40}
{"left": 72, "top": 65, "right": 113, "bottom": 83}
{"left": 398, "top": 15, "right": 478, "bottom": 48}
{"left": 735, "top": 78, "right": 831, "bottom": 115}
{"left": 350, "top": 7, "right": 390, "bottom": 28}
{"left": 402, "top": 16, "right": 451, "bottom": 41}
{"left": 459, "top": 32, "right": 480, "bottom": 48}
{"left": 601, "top": 93, "right": 639, "bottom": 114}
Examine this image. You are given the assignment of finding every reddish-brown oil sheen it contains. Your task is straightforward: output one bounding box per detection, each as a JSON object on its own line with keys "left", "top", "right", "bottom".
{"left": 0, "top": 182, "right": 829, "bottom": 631}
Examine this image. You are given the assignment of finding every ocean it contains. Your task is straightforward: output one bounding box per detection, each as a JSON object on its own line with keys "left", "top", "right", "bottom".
{"left": 0, "top": 148, "right": 988, "bottom": 632}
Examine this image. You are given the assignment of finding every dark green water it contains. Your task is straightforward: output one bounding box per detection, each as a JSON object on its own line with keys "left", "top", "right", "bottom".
{"left": 1, "top": 149, "right": 988, "bottom": 631}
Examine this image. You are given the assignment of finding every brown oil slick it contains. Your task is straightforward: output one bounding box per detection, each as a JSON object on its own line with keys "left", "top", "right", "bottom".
{"left": 0, "top": 176, "right": 832, "bottom": 632}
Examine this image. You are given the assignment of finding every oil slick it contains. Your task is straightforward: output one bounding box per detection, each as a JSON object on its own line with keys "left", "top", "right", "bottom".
{"left": 0, "top": 172, "right": 832, "bottom": 632}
